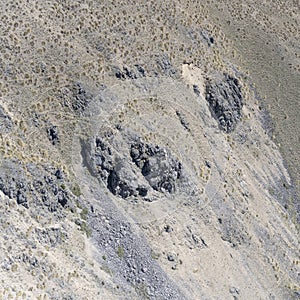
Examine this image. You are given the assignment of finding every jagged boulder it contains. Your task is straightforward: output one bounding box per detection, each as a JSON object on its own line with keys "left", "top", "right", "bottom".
{"left": 107, "top": 161, "right": 140, "bottom": 198}
{"left": 48, "top": 125, "right": 59, "bottom": 145}
{"left": 130, "top": 142, "right": 182, "bottom": 194}
{"left": 93, "top": 138, "right": 147, "bottom": 199}
{"left": 205, "top": 73, "right": 243, "bottom": 133}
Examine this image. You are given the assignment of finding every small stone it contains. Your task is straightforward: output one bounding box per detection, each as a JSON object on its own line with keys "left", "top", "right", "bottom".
{"left": 205, "top": 160, "right": 211, "bottom": 168}
{"left": 137, "top": 186, "right": 148, "bottom": 197}
{"left": 167, "top": 254, "right": 175, "bottom": 262}
{"left": 164, "top": 225, "right": 173, "bottom": 233}
{"left": 176, "top": 110, "right": 190, "bottom": 131}
{"left": 193, "top": 85, "right": 201, "bottom": 96}
{"left": 229, "top": 287, "right": 239, "bottom": 295}
{"left": 16, "top": 191, "right": 27, "bottom": 205}
{"left": 55, "top": 169, "right": 63, "bottom": 179}
{"left": 57, "top": 190, "right": 68, "bottom": 207}
{"left": 135, "top": 64, "right": 146, "bottom": 76}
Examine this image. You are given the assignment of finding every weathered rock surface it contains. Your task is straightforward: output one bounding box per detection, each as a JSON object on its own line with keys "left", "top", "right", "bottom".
{"left": 114, "top": 65, "right": 146, "bottom": 80}
{"left": 130, "top": 141, "right": 182, "bottom": 194}
{"left": 92, "top": 136, "right": 183, "bottom": 200}
{"left": 60, "top": 83, "right": 92, "bottom": 115}
{"left": 0, "top": 1, "right": 298, "bottom": 299}
{"left": 205, "top": 73, "right": 243, "bottom": 132}
{"left": 0, "top": 160, "right": 72, "bottom": 212}
{"left": 156, "top": 54, "right": 177, "bottom": 77}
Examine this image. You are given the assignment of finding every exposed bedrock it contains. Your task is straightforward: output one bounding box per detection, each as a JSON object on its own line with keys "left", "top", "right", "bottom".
{"left": 205, "top": 73, "right": 243, "bottom": 133}
{"left": 92, "top": 137, "right": 183, "bottom": 200}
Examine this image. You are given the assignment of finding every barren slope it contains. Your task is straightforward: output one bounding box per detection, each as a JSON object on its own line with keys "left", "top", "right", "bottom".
{"left": 0, "top": 1, "right": 299, "bottom": 299}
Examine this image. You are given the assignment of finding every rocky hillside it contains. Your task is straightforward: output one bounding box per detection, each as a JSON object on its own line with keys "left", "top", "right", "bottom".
{"left": 0, "top": 0, "right": 299, "bottom": 299}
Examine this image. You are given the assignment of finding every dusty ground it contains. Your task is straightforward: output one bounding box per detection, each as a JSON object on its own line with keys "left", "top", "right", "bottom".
{"left": 0, "top": 1, "right": 299, "bottom": 299}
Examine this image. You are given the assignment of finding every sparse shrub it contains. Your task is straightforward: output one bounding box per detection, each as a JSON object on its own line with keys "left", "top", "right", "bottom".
{"left": 72, "top": 183, "right": 82, "bottom": 197}
{"left": 116, "top": 246, "right": 125, "bottom": 258}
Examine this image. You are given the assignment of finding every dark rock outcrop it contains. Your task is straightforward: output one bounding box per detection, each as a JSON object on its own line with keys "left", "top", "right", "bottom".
{"left": 48, "top": 125, "right": 59, "bottom": 145}
{"left": 107, "top": 161, "right": 140, "bottom": 199}
{"left": 93, "top": 138, "right": 141, "bottom": 198}
{"left": 0, "top": 160, "right": 71, "bottom": 211}
{"left": 205, "top": 74, "right": 243, "bottom": 133}
{"left": 92, "top": 137, "right": 182, "bottom": 199}
{"left": 94, "top": 137, "right": 114, "bottom": 182}
{"left": 114, "top": 65, "right": 146, "bottom": 80}
{"left": 130, "top": 142, "right": 182, "bottom": 194}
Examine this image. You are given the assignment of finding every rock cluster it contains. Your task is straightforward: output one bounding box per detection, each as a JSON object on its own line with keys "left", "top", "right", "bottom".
{"left": 70, "top": 83, "right": 92, "bottom": 114}
{"left": 60, "top": 82, "right": 92, "bottom": 115}
{"left": 0, "top": 160, "right": 70, "bottom": 212}
{"left": 35, "top": 226, "right": 67, "bottom": 248}
{"left": 156, "top": 54, "right": 177, "bottom": 77}
{"left": 114, "top": 65, "right": 146, "bottom": 80}
{"left": 92, "top": 137, "right": 182, "bottom": 200}
{"left": 90, "top": 210, "right": 184, "bottom": 300}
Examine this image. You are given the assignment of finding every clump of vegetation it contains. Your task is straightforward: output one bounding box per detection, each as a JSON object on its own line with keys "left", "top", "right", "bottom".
{"left": 80, "top": 222, "right": 92, "bottom": 238}
{"left": 72, "top": 183, "right": 82, "bottom": 197}
{"left": 151, "top": 250, "right": 160, "bottom": 260}
{"left": 116, "top": 246, "right": 125, "bottom": 258}
{"left": 80, "top": 207, "right": 88, "bottom": 221}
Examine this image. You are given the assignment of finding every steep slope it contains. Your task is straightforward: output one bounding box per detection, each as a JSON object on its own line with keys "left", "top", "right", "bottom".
{"left": 0, "top": 1, "right": 299, "bottom": 299}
